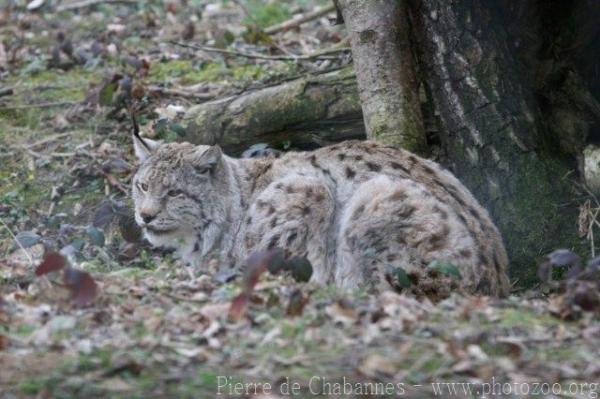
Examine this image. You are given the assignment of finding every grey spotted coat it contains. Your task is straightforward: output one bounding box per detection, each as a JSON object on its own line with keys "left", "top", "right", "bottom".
{"left": 132, "top": 138, "right": 510, "bottom": 296}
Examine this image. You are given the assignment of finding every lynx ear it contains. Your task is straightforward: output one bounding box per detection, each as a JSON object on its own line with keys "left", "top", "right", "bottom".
{"left": 129, "top": 108, "right": 159, "bottom": 162}
{"left": 133, "top": 134, "right": 159, "bottom": 162}
{"left": 190, "top": 145, "right": 223, "bottom": 175}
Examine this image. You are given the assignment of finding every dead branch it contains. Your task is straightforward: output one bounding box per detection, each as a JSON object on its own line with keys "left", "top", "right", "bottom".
{"left": 0, "top": 101, "right": 75, "bottom": 110}
{"left": 264, "top": 4, "right": 336, "bottom": 35}
{"left": 25, "top": 133, "right": 71, "bottom": 149}
{"left": 146, "top": 85, "right": 218, "bottom": 102}
{"left": 183, "top": 67, "right": 364, "bottom": 153}
{"left": 56, "top": 0, "right": 137, "bottom": 12}
{"left": 169, "top": 40, "right": 350, "bottom": 62}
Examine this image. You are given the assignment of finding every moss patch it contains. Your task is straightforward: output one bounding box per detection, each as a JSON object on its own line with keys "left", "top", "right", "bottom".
{"left": 148, "top": 60, "right": 226, "bottom": 84}
{"left": 148, "top": 59, "right": 271, "bottom": 85}
{"left": 243, "top": 1, "right": 291, "bottom": 28}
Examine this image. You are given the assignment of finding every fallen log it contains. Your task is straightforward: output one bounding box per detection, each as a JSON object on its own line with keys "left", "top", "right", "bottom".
{"left": 182, "top": 68, "right": 365, "bottom": 154}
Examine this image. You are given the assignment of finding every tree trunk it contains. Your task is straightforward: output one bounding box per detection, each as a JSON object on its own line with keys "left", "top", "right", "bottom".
{"left": 183, "top": 68, "right": 364, "bottom": 154}
{"left": 410, "top": 0, "right": 584, "bottom": 285}
{"left": 338, "top": 0, "right": 427, "bottom": 153}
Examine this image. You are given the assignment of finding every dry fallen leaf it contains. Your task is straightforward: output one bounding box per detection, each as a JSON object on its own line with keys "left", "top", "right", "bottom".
{"left": 63, "top": 267, "right": 98, "bottom": 307}
{"left": 325, "top": 301, "right": 358, "bottom": 326}
{"left": 35, "top": 252, "right": 67, "bottom": 276}
{"left": 228, "top": 294, "right": 249, "bottom": 322}
{"left": 285, "top": 288, "right": 308, "bottom": 317}
{"left": 228, "top": 249, "right": 286, "bottom": 321}
{"left": 359, "top": 354, "right": 396, "bottom": 378}
{"left": 200, "top": 302, "right": 230, "bottom": 321}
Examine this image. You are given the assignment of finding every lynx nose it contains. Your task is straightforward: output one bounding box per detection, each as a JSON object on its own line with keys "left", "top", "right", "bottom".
{"left": 140, "top": 211, "right": 157, "bottom": 224}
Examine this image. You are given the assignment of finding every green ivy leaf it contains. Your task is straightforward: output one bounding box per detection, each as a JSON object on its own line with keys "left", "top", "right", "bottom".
{"left": 428, "top": 260, "right": 461, "bottom": 279}
{"left": 288, "top": 256, "right": 313, "bottom": 282}
{"left": 86, "top": 225, "right": 105, "bottom": 247}
{"left": 15, "top": 231, "right": 41, "bottom": 248}
{"left": 153, "top": 118, "right": 169, "bottom": 137}
{"left": 70, "top": 238, "right": 86, "bottom": 251}
{"left": 265, "top": 249, "right": 286, "bottom": 274}
{"left": 168, "top": 122, "right": 186, "bottom": 137}
{"left": 394, "top": 267, "right": 411, "bottom": 288}
{"left": 98, "top": 81, "right": 117, "bottom": 106}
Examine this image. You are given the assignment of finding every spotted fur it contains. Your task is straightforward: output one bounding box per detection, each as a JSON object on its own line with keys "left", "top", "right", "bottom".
{"left": 132, "top": 138, "right": 510, "bottom": 296}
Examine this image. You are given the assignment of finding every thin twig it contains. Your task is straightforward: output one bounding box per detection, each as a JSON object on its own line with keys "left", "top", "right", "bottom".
{"left": 169, "top": 40, "right": 350, "bottom": 61}
{"left": 0, "top": 101, "right": 75, "bottom": 110}
{"left": 23, "top": 147, "right": 76, "bottom": 159}
{"left": 577, "top": 182, "right": 600, "bottom": 256}
{"left": 49, "top": 151, "right": 76, "bottom": 158}
{"left": 56, "top": 0, "right": 137, "bottom": 12}
{"left": 95, "top": 166, "right": 129, "bottom": 194}
{"left": 162, "top": 291, "right": 207, "bottom": 304}
{"left": 25, "top": 132, "right": 71, "bottom": 149}
{"left": 588, "top": 207, "right": 600, "bottom": 257}
{"left": 495, "top": 335, "right": 583, "bottom": 345}
{"left": 264, "top": 4, "right": 336, "bottom": 35}
{"left": 0, "top": 216, "right": 34, "bottom": 267}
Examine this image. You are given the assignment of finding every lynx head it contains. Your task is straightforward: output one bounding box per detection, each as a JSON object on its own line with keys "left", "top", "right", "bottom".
{"left": 131, "top": 133, "right": 230, "bottom": 253}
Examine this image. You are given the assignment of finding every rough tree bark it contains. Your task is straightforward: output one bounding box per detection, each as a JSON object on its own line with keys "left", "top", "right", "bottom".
{"left": 183, "top": 68, "right": 364, "bottom": 154}
{"left": 338, "top": 0, "right": 427, "bottom": 153}
{"left": 410, "top": 0, "right": 584, "bottom": 284}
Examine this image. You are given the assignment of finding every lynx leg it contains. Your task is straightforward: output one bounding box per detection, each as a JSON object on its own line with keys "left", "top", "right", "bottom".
{"left": 244, "top": 176, "right": 335, "bottom": 284}
{"left": 336, "top": 176, "right": 488, "bottom": 293}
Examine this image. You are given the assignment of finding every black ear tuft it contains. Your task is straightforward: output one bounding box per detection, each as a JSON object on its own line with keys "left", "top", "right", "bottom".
{"left": 129, "top": 105, "right": 159, "bottom": 162}
{"left": 132, "top": 134, "right": 159, "bottom": 162}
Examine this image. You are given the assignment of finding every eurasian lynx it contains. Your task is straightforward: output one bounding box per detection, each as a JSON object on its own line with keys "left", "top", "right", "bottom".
{"left": 131, "top": 136, "right": 510, "bottom": 296}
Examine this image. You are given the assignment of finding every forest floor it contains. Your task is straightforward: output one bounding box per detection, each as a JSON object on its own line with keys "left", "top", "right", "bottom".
{"left": 1, "top": 1, "right": 600, "bottom": 398}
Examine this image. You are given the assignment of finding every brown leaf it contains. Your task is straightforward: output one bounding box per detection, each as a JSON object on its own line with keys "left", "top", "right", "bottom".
{"left": 63, "top": 267, "right": 98, "bottom": 307}
{"left": 200, "top": 302, "right": 230, "bottom": 321}
{"left": 117, "top": 242, "right": 140, "bottom": 260}
{"left": 242, "top": 250, "right": 282, "bottom": 292}
{"left": 103, "top": 360, "right": 144, "bottom": 377}
{"left": 118, "top": 213, "right": 142, "bottom": 243}
{"left": 228, "top": 293, "right": 249, "bottom": 322}
{"left": 181, "top": 22, "right": 195, "bottom": 40}
{"left": 285, "top": 288, "right": 308, "bottom": 317}
{"left": 165, "top": 1, "right": 178, "bottom": 13}
{"left": 35, "top": 252, "right": 67, "bottom": 276}
{"left": 93, "top": 200, "right": 117, "bottom": 227}
{"left": 132, "top": 83, "right": 146, "bottom": 99}
{"left": 359, "top": 354, "right": 396, "bottom": 378}
{"left": 326, "top": 300, "right": 358, "bottom": 325}
{"left": 571, "top": 282, "right": 600, "bottom": 311}
{"left": 104, "top": 172, "right": 126, "bottom": 192}
{"left": 495, "top": 337, "right": 525, "bottom": 359}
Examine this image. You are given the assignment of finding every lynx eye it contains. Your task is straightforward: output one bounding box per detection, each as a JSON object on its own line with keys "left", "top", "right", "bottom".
{"left": 194, "top": 166, "right": 211, "bottom": 175}
{"left": 168, "top": 189, "right": 183, "bottom": 197}
{"left": 138, "top": 182, "right": 148, "bottom": 192}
